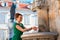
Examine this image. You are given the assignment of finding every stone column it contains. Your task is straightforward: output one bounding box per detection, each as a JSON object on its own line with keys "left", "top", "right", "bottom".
{"left": 48, "top": 0, "right": 58, "bottom": 32}
{"left": 37, "top": 8, "right": 49, "bottom": 32}
{"left": 49, "top": 0, "right": 60, "bottom": 40}
{"left": 35, "top": 0, "right": 49, "bottom": 32}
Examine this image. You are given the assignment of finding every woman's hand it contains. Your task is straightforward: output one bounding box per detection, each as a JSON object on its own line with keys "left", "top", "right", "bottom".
{"left": 32, "top": 27, "right": 38, "bottom": 31}
{"left": 25, "top": 27, "right": 38, "bottom": 31}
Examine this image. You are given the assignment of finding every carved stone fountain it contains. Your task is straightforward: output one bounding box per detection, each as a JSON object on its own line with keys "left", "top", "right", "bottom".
{"left": 21, "top": 0, "right": 59, "bottom": 40}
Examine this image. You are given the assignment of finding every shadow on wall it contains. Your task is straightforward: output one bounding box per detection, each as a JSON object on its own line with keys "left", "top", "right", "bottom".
{"left": 38, "top": 25, "right": 47, "bottom": 32}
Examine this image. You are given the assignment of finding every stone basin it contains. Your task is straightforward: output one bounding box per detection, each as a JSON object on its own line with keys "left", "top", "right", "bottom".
{"left": 21, "top": 32, "right": 58, "bottom": 40}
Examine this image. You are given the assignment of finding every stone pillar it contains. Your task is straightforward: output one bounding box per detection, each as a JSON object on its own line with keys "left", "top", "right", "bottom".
{"left": 37, "top": 8, "right": 49, "bottom": 32}
{"left": 48, "top": 0, "right": 58, "bottom": 32}
{"left": 49, "top": 0, "right": 60, "bottom": 40}
{"left": 35, "top": 0, "right": 49, "bottom": 32}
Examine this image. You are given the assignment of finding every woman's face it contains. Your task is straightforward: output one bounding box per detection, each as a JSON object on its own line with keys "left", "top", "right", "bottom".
{"left": 16, "top": 15, "right": 23, "bottom": 22}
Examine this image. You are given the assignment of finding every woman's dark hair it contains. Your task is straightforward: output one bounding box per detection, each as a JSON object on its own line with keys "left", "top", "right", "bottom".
{"left": 14, "top": 13, "right": 22, "bottom": 19}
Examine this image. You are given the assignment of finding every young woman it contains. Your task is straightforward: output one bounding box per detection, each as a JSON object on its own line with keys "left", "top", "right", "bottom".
{"left": 12, "top": 13, "right": 37, "bottom": 40}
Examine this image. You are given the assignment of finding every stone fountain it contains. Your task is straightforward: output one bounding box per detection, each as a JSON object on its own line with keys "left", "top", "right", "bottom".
{"left": 21, "top": 0, "right": 59, "bottom": 40}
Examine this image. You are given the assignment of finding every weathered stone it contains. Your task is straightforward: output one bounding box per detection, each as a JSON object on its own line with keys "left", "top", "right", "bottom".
{"left": 21, "top": 32, "right": 58, "bottom": 40}
{"left": 35, "top": 0, "right": 60, "bottom": 40}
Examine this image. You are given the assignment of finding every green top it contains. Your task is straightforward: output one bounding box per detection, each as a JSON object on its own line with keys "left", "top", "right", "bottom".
{"left": 12, "top": 22, "right": 25, "bottom": 40}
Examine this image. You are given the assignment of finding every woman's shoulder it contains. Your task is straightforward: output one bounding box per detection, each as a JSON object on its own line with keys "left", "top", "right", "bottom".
{"left": 13, "top": 22, "right": 19, "bottom": 25}
{"left": 20, "top": 23, "right": 23, "bottom": 24}
{"left": 20, "top": 23, "right": 24, "bottom": 25}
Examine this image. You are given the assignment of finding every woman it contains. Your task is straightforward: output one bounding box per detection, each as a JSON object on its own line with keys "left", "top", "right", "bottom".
{"left": 12, "top": 13, "right": 37, "bottom": 40}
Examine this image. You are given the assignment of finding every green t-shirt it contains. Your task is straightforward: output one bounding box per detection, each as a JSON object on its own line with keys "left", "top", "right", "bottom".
{"left": 12, "top": 22, "right": 25, "bottom": 40}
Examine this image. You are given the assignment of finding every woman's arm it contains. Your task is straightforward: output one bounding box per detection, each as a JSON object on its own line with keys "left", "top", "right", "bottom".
{"left": 16, "top": 25, "right": 32, "bottom": 32}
